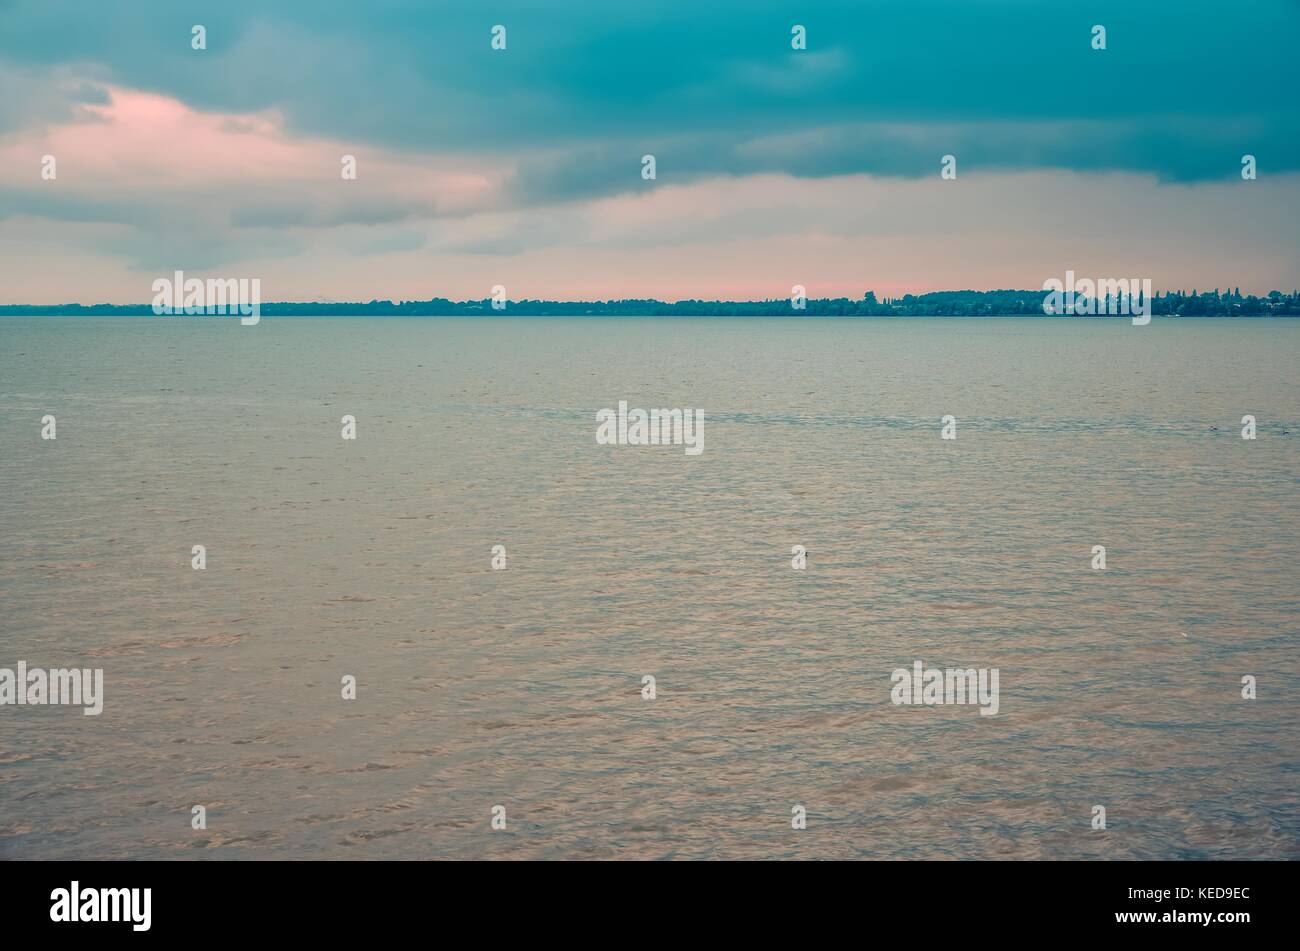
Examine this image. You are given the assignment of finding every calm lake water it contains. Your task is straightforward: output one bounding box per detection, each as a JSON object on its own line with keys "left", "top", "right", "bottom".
{"left": 1, "top": 316, "right": 1297, "bottom": 859}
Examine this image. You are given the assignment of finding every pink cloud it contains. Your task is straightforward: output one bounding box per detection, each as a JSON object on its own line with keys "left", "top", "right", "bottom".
{"left": 2, "top": 86, "right": 1298, "bottom": 303}
{"left": 0, "top": 85, "right": 500, "bottom": 213}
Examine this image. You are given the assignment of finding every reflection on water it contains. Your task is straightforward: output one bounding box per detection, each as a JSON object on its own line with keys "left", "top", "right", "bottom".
{"left": 1, "top": 317, "right": 1297, "bottom": 859}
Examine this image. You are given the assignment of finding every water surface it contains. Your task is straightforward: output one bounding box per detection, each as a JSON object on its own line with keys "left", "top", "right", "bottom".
{"left": 1, "top": 316, "right": 1297, "bottom": 859}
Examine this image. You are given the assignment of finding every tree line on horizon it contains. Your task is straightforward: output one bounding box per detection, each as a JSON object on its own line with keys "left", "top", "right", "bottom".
{"left": 3, "top": 287, "right": 1298, "bottom": 317}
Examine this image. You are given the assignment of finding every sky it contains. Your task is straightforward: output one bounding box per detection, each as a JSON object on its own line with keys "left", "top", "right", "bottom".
{"left": 1, "top": 0, "right": 1297, "bottom": 304}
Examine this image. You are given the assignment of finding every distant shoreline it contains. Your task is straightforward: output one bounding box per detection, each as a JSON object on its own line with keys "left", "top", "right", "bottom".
{"left": 2, "top": 288, "right": 1298, "bottom": 318}
{"left": 4, "top": 312, "right": 1298, "bottom": 320}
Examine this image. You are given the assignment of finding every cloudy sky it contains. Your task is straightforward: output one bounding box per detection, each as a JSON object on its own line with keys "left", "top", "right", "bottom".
{"left": 1, "top": 0, "right": 1297, "bottom": 303}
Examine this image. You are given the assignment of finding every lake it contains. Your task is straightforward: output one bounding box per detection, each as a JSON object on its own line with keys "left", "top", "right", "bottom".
{"left": 1, "top": 316, "right": 1297, "bottom": 859}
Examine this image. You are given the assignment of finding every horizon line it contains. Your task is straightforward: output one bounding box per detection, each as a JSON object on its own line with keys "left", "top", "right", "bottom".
{"left": 5, "top": 286, "right": 1300, "bottom": 311}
